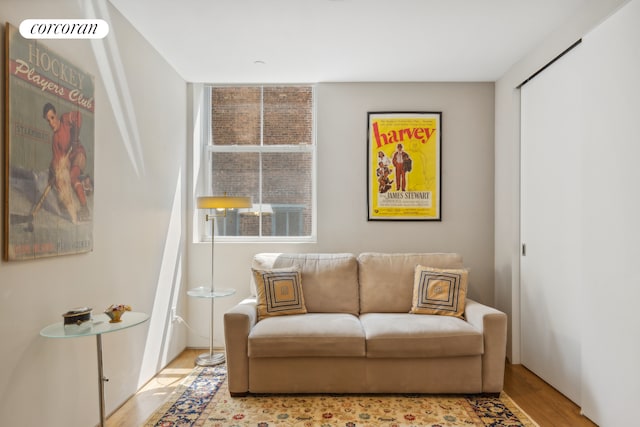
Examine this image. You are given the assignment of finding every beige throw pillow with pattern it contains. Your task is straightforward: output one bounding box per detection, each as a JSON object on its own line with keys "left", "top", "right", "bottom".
{"left": 410, "top": 265, "right": 468, "bottom": 319}
{"left": 253, "top": 267, "right": 307, "bottom": 320}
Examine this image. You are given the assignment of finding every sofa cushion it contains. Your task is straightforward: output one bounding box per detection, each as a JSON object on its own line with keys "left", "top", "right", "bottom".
{"left": 253, "top": 253, "right": 359, "bottom": 315}
{"left": 248, "top": 313, "right": 365, "bottom": 357}
{"left": 360, "top": 313, "right": 483, "bottom": 358}
{"left": 253, "top": 267, "right": 307, "bottom": 320}
{"left": 410, "top": 265, "right": 468, "bottom": 318}
{"left": 358, "top": 253, "right": 464, "bottom": 313}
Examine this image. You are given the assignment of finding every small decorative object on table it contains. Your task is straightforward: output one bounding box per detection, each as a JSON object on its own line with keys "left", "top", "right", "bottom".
{"left": 62, "top": 307, "right": 93, "bottom": 325}
{"left": 104, "top": 304, "right": 131, "bottom": 323}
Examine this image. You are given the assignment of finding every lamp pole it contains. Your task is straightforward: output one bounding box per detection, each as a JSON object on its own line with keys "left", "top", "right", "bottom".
{"left": 190, "top": 195, "right": 250, "bottom": 366}
{"left": 207, "top": 213, "right": 215, "bottom": 363}
{"left": 193, "top": 212, "right": 227, "bottom": 366}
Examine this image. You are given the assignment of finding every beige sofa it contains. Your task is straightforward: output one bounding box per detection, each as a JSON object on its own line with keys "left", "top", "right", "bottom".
{"left": 224, "top": 253, "right": 507, "bottom": 396}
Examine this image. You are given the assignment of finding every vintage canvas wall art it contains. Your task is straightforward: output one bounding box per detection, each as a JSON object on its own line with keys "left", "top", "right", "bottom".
{"left": 367, "top": 112, "right": 441, "bottom": 221}
{"left": 4, "top": 23, "right": 95, "bottom": 260}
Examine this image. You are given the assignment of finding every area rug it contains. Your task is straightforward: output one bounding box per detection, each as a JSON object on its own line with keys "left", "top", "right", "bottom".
{"left": 144, "top": 365, "right": 538, "bottom": 427}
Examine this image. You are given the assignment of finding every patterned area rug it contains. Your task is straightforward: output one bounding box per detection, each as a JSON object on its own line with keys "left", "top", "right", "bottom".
{"left": 144, "top": 365, "right": 538, "bottom": 427}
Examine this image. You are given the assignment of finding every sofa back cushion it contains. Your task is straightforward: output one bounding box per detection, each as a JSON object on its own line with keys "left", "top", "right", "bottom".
{"left": 252, "top": 253, "right": 359, "bottom": 315}
{"left": 358, "top": 252, "right": 464, "bottom": 313}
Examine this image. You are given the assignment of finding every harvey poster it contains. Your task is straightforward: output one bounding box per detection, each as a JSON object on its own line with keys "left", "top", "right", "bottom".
{"left": 4, "top": 23, "right": 95, "bottom": 260}
{"left": 367, "top": 112, "right": 441, "bottom": 221}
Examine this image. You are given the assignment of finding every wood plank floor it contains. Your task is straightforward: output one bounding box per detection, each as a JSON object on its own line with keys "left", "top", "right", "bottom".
{"left": 106, "top": 349, "right": 202, "bottom": 426}
{"left": 107, "top": 349, "right": 597, "bottom": 426}
{"left": 503, "top": 362, "right": 596, "bottom": 427}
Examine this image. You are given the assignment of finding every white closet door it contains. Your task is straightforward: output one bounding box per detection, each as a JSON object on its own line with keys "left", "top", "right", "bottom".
{"left": 520, "top": 45, "right": 584, "bottom": 405}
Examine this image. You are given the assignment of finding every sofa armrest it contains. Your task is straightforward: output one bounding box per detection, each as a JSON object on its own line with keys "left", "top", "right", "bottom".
{"left": 224, "top": 297, "right": 258, "bottom": 395}
{"left": 464, "top": 298, "right": 507, "bottom": 393}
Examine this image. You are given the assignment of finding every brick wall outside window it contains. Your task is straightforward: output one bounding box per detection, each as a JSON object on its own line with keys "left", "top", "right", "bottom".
{"left": 207, "top": 86, "right": 314, "bottom": 237}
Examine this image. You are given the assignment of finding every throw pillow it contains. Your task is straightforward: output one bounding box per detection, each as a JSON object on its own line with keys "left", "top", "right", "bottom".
{"left": 253, "top": 267, "right": 307, "bottom": 320}
{"left": 410, "top": 265, "right": 468, "bottom": 318}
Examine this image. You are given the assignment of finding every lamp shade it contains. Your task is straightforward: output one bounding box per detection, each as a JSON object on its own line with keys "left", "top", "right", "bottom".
{"left": 197, "top": 195, "right": 251, "bottom": 210}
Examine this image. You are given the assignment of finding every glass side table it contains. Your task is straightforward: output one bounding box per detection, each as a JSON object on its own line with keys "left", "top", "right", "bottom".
{"left": 40, "top": 311, "right": 149, "bottom": 427}
{"left": 187, "top": 286, "right": 236, "bottom": 366}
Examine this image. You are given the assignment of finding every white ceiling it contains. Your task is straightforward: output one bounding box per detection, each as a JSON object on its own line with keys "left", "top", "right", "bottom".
{"left": 107, "top": 0, "right": 589, "bottom": 83}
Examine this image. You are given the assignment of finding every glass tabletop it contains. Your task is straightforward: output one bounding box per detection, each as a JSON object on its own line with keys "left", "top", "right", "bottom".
{"left": 187, "top": 287, "right": 236, "bottom": 299}
{"left": 40, "top": 311, "right": 149, "bottom": 338}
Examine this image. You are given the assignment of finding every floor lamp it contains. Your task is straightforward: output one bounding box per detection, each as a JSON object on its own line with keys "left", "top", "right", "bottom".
{"left": 194, "top": 194, "right": 251, "bottom": 366}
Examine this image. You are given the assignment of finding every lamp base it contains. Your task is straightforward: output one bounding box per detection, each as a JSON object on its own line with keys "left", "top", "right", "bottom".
{"left": 195, "top": 352, "right": 225, "bottom": 366}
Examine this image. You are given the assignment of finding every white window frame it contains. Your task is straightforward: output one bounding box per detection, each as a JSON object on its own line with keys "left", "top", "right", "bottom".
{"left": 193, "top": 84, "right": 317, "bottom": 243}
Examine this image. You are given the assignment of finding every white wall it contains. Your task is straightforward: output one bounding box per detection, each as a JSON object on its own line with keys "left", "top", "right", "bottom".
{"left": 0, "top": 1, "right": 187, "bottom": 426}
{"left": 187, "top": 82, "right": 496, "bottom": 348}
{"left": 578, "top": 1, "right": 640, "bottom": 423}
{"left": 494, "top": 0, "right": 629, "bottom": 362}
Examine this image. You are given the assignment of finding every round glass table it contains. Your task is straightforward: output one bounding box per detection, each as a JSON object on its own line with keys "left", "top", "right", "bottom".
{"left": 41, "top": 311, "right": 149, "bottom": 427}
{"left": 187, "top": 287, "right": 235, "bottom": 366}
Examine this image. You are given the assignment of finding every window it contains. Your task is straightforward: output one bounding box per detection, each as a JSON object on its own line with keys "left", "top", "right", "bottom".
{"left": 197, "top": 85, "right": 316, "bottom": 241}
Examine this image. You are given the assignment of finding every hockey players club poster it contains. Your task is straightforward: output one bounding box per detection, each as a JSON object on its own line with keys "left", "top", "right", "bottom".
{"left": 4, "top": 23, "right": 95, "bottom": 260}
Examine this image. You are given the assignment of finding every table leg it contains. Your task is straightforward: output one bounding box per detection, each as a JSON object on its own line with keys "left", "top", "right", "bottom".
{"left": 96, "top": 334, "right": 107, "bottom": 427}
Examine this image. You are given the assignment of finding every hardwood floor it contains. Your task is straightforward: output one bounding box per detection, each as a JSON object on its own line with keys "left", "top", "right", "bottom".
{"left": 106, "top": 348, "right": 201, "bottom": 426}
{"left": 503, "top": 362, "right": 597, "bottom": 427}
{"left": 107, "top": 350, "right": 597, "bottom": 426}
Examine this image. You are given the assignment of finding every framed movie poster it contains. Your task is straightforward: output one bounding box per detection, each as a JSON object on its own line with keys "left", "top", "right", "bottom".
{"left": 3, "top": 23, "right": 95, "bottom": 260}
{"left": 367, "top": 112, "right": 441, "bottom": 221}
